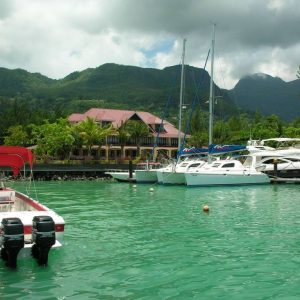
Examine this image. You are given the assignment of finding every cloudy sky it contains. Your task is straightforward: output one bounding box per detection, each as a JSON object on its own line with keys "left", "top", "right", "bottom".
{"left": 0, "top": 0, "right": 299, "bottom": 88}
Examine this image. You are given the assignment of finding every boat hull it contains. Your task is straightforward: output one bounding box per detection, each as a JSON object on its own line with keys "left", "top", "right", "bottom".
{"left": 185, "top": 172, "right": 270, "bottom": 186}
{"left": 161, "top": 171, "right": 186, "bottom": 185}
{"left": 264, "top": 169, "right": 300, "bottom": 178}
{"left": 156, "top": 170, "right": 164, "bottom": 184}
{"left": 135, "top": 170, "right": 157, "bottom": 183}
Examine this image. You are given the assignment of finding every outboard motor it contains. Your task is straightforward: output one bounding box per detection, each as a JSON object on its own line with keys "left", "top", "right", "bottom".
{"left": 0, "top": 218, "right": 24, "bottom": 268}
{"left": 31, "top": 216, "right": 56, "bottom": 266}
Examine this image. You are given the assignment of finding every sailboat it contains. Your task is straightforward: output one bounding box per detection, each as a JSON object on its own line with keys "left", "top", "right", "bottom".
{"left": 156, "top": 39, "right": 209, "bottom": 185}
{"left": 184, "top": 24, "right": 270, "bottom": 186}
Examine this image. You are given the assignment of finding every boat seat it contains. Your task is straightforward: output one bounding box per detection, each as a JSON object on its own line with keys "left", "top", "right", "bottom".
{"left": 0, "top": 195, "right": 14, "bottom": 205}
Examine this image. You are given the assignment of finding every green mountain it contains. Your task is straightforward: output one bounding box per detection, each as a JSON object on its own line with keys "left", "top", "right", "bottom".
{"left": 229, "top": 73, "right": 300, "bottom": 121}
{"left": 0, "top": 63, "right": 236, "bottom": 118}
{"left": 1, "top": 64, "right": 299, "bottom": 122}
{"left": 0, "top": 67, "right": 55, "bottom": 96}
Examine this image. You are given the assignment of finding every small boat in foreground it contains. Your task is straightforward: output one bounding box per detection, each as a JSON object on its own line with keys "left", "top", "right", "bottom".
{"left": 0, "top": 146, "right": 65, "bottom": 268}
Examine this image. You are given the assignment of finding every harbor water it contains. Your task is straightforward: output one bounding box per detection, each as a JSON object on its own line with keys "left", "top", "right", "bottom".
{"left": 1, "top": 181, "right": 300, "bottom": 299}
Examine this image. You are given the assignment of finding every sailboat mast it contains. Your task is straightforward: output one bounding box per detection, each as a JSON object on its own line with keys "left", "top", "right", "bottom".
{"left": 178, "top": 38, "right": 186, "bottom": 153}
{"left": 209, "top": 23, "right": 215, "bottom": 145}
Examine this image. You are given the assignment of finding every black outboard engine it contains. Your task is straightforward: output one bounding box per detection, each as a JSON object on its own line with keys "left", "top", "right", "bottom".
{"left": 31, "top": 216, "right": 56, "bottom": 266}
{"left": 0, "top": 218, "right": 24, "bottom": 268}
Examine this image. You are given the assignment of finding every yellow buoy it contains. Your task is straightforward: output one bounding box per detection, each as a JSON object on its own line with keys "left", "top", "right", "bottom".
{"left": 203, "top": 204, "right": 209, "bottom": 212}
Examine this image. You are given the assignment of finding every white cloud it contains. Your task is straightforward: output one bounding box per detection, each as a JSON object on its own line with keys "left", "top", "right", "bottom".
{"left": 0, "top": 0, "right": 299, "bottom": 88}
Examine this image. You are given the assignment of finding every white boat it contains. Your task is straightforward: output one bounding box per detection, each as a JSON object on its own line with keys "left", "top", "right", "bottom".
{"left": 254, "top": 154, "right": 300, "bottom": 178}
{"left": 0, "top": 146, "right": 65, "bottom": 268}
{"left": 156, "top": 38, "right": 209, "bottom": 185}
{"left": 107, "top": 162, "right": 163, "bottom": 183}
{"left": 247, "top": 138, "right": 300, "bottom": 156}
{"left": 157, "top": 156, "right": 206, "bottom": 185}
{"left": 185, "top": 156, "right": 270, "bottom": 186}
{"left": 135, "top": 162, "right": 162, "bottom": 183}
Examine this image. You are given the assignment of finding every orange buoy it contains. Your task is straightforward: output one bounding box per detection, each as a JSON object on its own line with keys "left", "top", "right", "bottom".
{"left": 203, "top": 204, "right": 209, "bottom": 212}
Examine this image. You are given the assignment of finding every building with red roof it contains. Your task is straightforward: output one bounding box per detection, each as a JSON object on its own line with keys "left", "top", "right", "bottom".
{"left": 68, "top": 108, "right": 184, "bottom": 161}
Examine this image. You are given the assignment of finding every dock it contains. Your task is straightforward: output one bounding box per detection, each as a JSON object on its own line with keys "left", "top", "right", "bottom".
{"left": 1, "top": 163, "right": 136, "bottom": 180}
{"left": 270, "top": 177, "right": 300, "bottom": 184}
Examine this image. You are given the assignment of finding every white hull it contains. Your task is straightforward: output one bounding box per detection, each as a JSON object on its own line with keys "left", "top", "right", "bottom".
{"left": 185, "top": 172, "right": 270, "bottom": 186}
{"left": 156, "top": 170, "right": 164, "bottom": 184}
{"left": 161, "top": 171, "right": 186, "bottom": 185}
{"left": 135, "top": 170, "right": 157, "bottom": 183}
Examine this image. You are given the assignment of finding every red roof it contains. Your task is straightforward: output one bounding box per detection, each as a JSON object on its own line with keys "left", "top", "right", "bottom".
{"left": 68, "top": 108, "right": 182, "bottom": 138}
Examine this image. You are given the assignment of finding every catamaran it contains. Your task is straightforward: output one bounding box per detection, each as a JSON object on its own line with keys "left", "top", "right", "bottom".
{"left": 184, "top": 24, "right": 270, "bottom": 187}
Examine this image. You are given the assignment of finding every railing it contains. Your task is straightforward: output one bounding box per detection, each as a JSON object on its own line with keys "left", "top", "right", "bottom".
{"left": 106, "top": 136, "right": 178, "bottom": 147}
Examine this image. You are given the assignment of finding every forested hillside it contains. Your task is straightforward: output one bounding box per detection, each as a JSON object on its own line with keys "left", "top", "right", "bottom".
{"left": 230, "top": 73, "right": 300, "bottom": 120}
{"left": 0, "top": 63, "right": 299, "bottom": 143}
{"left": 0, "top": 63, "right": 237, "bottom": 141}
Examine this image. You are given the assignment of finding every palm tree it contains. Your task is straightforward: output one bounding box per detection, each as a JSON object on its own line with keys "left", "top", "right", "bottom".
{"left": 125, "top": 120, "right": 150, "bottom": 158}
{"left": 74, "top": 117, "right": 113, "bottom": 158}
{"left": 117, "top": 121, "right": 130, "bottom": 160}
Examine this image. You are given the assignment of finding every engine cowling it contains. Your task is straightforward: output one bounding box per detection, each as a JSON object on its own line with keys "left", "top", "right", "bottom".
{"left": 31, "top": 216, "right": 56, "bottom": 266}
{"left": 0, "top": 217, "right": 24, "bottom": 268}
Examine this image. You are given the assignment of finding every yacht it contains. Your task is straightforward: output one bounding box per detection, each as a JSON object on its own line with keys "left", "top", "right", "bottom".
{"left": 247, "top": 138, "right": 300, "bottom": 156}
{"left": 185, "top": 155, "right": 270, "bottom": 186}
{"left": 157, "top": 156, "right": 206, "bottom": 185}
{"left": 254, "top": 154, "right": 300, "bottom": 178}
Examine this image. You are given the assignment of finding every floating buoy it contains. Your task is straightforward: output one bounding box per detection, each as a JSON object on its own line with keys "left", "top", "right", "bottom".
{"left": 149, "top": 188, "right": 154, "bottom": 192}
{"left": 203, "top": 204, "right": 209, "bottom": 212}
{"left": 132, "top": 185, "right": 137, "bottom": 188}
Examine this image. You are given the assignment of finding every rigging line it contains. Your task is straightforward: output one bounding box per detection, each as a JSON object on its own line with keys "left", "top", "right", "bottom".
{"left": 216, "top": 53, "right": 227, "bottom": 91}
{"left": 150, "top": 58, "right": 183, "bottom": 161}
{"left": 150, "top": 94, "right": 173, "bottom": 160}
{"left": 181, "top": 48, "right": 211, "bottom": 149}
{"left": 214, "top": 53, "right": 230, "bottom": 141}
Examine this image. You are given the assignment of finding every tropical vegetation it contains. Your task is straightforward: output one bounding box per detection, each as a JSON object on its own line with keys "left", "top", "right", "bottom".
{"left": 3, "top": 109, "right": 300, "bottom": 162}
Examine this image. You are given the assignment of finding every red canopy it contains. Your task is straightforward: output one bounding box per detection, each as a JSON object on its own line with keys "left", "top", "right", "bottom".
{"left": 0, "top": 146, "right": 33, "bottom": 177}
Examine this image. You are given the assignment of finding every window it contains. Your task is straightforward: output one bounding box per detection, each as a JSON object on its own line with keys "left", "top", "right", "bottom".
{"left": 102, "top": 121, "right": 111, "bottom": 127}
{"left": 222, "top": 163, "right": 235, "bottom": 168}
{"left": 189, "top": 163, "right": 201, "bottom": 168}
{"left": 154, "top": 124, "right": 165, "bottom": 133}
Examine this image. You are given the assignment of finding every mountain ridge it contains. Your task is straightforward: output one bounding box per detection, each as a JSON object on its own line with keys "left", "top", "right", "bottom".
{"left": 0, "top": 64, "right": 299, "bottom": 121}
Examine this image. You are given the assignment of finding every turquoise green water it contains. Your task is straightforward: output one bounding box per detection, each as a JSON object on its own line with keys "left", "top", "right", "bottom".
{"left": 1, "top": 181, "right": 300, "bottom": 299}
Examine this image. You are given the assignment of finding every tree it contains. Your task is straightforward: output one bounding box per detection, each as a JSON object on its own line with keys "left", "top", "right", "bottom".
{"left": 297, "top": 65, "right": 300, "bottom": 79}
{"left": 213, "top": 121, "right": 231, "bottom": 144}
{"left": 4, "top": 125, "right": 29, "bottom": 146}
{"left": 125, "top": 120, "right": 150, "bottom": 156}
{"left": 74, "top": 117, "right": 114, "bottom": 158}
{"left": 116, "top": 121, "right": 130, "bottom": 160}
{"left": 187, "top": 131, "right": 208, "bottom": 148}
{"left": 31, "top": 118, "right": 75, "bottom": 160}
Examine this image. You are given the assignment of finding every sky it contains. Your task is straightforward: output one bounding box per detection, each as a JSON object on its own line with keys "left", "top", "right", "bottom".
{"left": 0, "top": 0, "right": 299, "bottom": 89}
